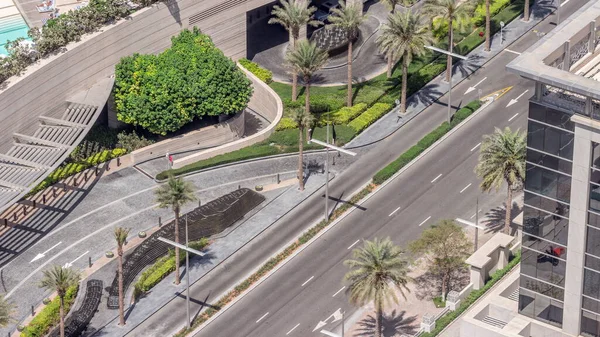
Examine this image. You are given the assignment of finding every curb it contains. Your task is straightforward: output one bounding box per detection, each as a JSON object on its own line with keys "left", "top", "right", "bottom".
{"left": 187, "top": 97, "right": 494, "bottom": 336}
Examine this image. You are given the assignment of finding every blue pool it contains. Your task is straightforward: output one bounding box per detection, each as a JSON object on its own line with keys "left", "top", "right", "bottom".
{"left": 0, "top": 14, "right": 30, "bottom": 56}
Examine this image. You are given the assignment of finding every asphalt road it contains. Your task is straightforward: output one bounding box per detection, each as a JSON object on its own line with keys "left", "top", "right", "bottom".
{"left": 126, "top": 1, "right": 585, "bottom": 335}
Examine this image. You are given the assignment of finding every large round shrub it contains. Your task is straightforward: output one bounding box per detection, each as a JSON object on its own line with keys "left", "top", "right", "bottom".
{"left": 114, "top": 28, "right": 253, "bottom": 135}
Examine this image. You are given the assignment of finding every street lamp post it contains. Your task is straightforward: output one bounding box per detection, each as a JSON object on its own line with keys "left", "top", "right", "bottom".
{"left": 158, "top": 223, "right": 206, "bottom": 330}
{"left": 308, "top": 129, "right": 357, "bottom": 221}
{"left": 320, "top": 312, "right": 345, "bottom": 337}
{"left": 456, "top": 216, "right": 486, "bottom": 253}
{"left": 425, "top": 46, "right": 469, "bottom": 124}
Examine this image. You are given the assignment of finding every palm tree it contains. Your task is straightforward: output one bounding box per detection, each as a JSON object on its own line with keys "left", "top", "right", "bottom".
{"left": 114, "top": 226, "right": 130, "bottom": 326}
{"left": 344, "top": 237, "right": 411, "bottom": 337}
{"left": 475, "top": 127, "right": 526, "bottom": 234}
{"left": 380, "top": 0, "right": 402, "bottom": 77}
{"left": 285, "top": 40, "right": 328, "bottom": 191}
{"left": 524, "top": 0, "right": 530, "bottom": 22}
{"left": 155, "top": 176, "right": 196, "bottom": 284}
{"left": 39, "top": 266, "right": 80, "bottom": 337}
{"left": 328, "top": 0, "right": 366, "bottom": 107}
{"left": 0, "top": 295, "right": 13, "bottom": 328}
{"left": 377, "top": 11, "right": 434, "bottom": 114}
{"left": 269, "top": 0, "right": 321, "bottom": 102}
{"left": 485, "top": 0, "right": 491, "bottom": 51}
{"left": 423, "top": 0, "right": 474, "bottom": 82}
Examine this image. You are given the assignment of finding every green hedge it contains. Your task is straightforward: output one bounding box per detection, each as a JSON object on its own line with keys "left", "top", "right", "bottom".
{"left": 275, "top": 117, "right": 298, "bottom": 131}
{"left": 348, "top": 103, "right": 392, "bottom": 133}
{"left": 320, "top": 103, "right": 368, "bottom": 125}
{"left": 134, "top": 238, "right": 209, "bottom": 298}
{"left": 20, "top": 285, "right": 79, "bottom": 337}
{"left": 373, "top": 100, "right": 482, "bottom": 185}
{"left": 27, "top": 148, "right": 126, "bottom": 197}
{"left": 472, "top": 0, "right": 512, "bottom": 26}
{"left": 156, "top": 125, "right": 356, "bottom": 180}
{"left": 420, "top": 250, "right": 521, "bottom": 337}
{"left": 239, "top": 58, "right": 273, "bottom": 84}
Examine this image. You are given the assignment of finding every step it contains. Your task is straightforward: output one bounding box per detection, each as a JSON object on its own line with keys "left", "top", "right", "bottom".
{"left": 508, "top": 288, "right": 519, "bottom": 301}
{"left": 481, "top": 315, "right": 507, "bottom": 329}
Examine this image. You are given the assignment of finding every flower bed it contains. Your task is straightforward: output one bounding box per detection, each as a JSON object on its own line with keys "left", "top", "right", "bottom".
{"left": 239, "top": 58, "right": 273, "bottom": 84}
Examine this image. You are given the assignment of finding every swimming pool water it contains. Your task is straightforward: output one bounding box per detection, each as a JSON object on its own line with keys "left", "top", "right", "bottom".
{"left": 0, "top": 14, "right": 30, "bottom": 56}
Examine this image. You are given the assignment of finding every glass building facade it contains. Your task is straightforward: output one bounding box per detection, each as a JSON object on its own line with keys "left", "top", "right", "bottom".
{"left": 519, "top": 101, "right": 573, "bottom": 328}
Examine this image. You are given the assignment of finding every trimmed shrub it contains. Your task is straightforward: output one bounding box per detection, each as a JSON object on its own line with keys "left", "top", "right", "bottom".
{"left": 20, "top": 285, "right": 78, "bottom": 337}
{"left": 239, "top": 58, "right": 273, "bottom": 84}
{"left": 348, "top": 103, "right": 392, "bottom": 133}
{"left": 275, "top": 118, "right": 298, "bottom": 131}
{"left": 373, "top": 100, "right": 482, "bottom": 185}
{"left": 310, "top": 96, "right": 345, "bottom": 114}
{"left": 472, "top": 0, "right": 512, "bottom": 26}
{"left": 320, "top": 103, "right": 368, "bottom": 125}
{"left": 115, "top": 28, "right": 252, "bottom": 135}
{"left": 117, "top": 131, "right": 154, "bottom": 153}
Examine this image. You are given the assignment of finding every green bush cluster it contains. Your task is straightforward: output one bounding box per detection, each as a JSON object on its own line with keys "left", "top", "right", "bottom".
{"left": 239, "top": 58, "right": 273, "bottom": 84}
{"left": 28, "top": 148, "right": 126, "bottom": 196}
{"left": 20, "top": 285, "right": 79, "bottom": 337}
{"left": 134, "top": 239, "right": 209, "bottom": 298}
{"left": 472, "top": 0, "right": 512, "bottom": 26}
{"left": 284, "top": 96, "right": 345, "bottom": 114}
{"left": 373, "top": 100, "right": 482, "bottom": 185}
{"left": 420, "top": 250, "right": 521, "bottom": 337}
{"left": 275, "top": 118, "right": 298, "bottom": 131}
{"left": 320, "top": 103, "right": 368, "bottom": 125}
{"left": 115, "top": 28, "right": 252, "bottom": 135}
{"left": 348, "top": 103, "right": 392, "bottom": 133}
{"left": 116, "top": 131, "right": 154, "bottom": 153}
{"left": 156, "top": 125, "right": 356, "bottom": 179}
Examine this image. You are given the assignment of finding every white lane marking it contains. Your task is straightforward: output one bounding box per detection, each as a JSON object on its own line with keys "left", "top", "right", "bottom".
{"left": 302, "top": 276, "right": 315, "bottom": 287}
{"left": 508, "top": 113, "right": 519, "bottom": 122}
{"left": 460, "top": 183, "right": 472, "bottom": 194}
{"left": 347, "top": 240, "right": 360, "bottom": 250}
{"left": 561, "top": 0, "right": 570, "bottom": 6}
{"left": 256, "top": 312, "right": 269, "bottom": 323}
{"left": 507, "top": 89, "right": 529, "bottom": 107}
{"left": 464, "top": 77, "right": 487, "bottom": 95}
{"left": 287, "top": 324, "right": 300, "bottom": 335}
{"left": 505, "top": 49, "right": 521, "bottom": 55}
{"left": 389, "top": 206, "right": 401, "bottom": 217}
{"left": 63, "top": 250, "right": 89, "bottom": 269}
{"left": 30, "top": 241, "right": 62, "bottom": 263}
{"left": 418, "top": 216, "right": 432, "bottom": 227}
{"left": 431, "top": 174, "right": 443, "bottom": 183}
{"left": 332, "top": 286, "right": 346, "bottom": 297}
{"left": 470, "top": 143, "right": 481, "bottom": 152}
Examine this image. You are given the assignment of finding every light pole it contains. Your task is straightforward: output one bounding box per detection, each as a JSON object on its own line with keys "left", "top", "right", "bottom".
{"left": 425, "top": 45, "right": 469, "bottom": 124}
{"left": 158, "top": 220, "right": 206, "bottom": 330}
{"left": 557, "top": 0, "right": 561, "bottom": 24}
{"left": 320, "top": 312, "right": 345, "bottom": 337}
{"left": 308, "top": 126, "right": 357, "bottom": 221}
{"left": 456, "top": 216, "right": 486, "bottom": 252}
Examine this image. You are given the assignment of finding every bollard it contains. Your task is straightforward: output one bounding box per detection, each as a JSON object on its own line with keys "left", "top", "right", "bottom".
{"left": 95, "top": 166, "right": 99, "bottom": 176}
{"left": 106, "top": 162, "right": 110, "bottom": 171}
{"left": 199, "top": 200, "right": 201, "bottom": 208}
{"left": 42, "top": 194, "right": 46, "bottom": 203}
{"left": 238, "top": 185, "right": 240, "bottom": 190}
{"left": 63, "top": 183, "right": 67, "bottom": 192}
{"left": 88, "top": 256, "right": 92, "bottom": 268}
{"left": 13, "top": 213, "right": 16, "bottom": 221}
{"left": 32, "top": 200, "right": 36, "bottom": 208}
{"left": 31, "top": 305, "right": 34, "bottom": 316}
{"left": 277, "top": 173, "right": 280, "bottom": 184}
{"left": 53, "top": 188, "right": 57, "bottom": 198}
{"left": 3, "top": 219, "right": 6, "bottom": 227}
{"left": 159, "top": 217, "right": 162, "bottom": 227}
{"left": 74, "top": 177, "right": 78, "bottom": 187}
{"left": 117, "top": 157, "right": 121, "bottom": 167}
{"left": 22, "top": 205, "right": 27, "bottom": 216}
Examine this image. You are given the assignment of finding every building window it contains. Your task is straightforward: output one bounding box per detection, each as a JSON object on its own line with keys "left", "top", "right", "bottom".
{"left": 519, "top": 287, "right": 564, "bottom": 327}
{"left": 525, "top": 164, "right": 572, "bottom": 203}
{"left": 592, "top": 142, "right": 600, "bottom": 170}
{"left": 521, "top": 247, "right": 566, "bottom": 286}
{"left": 529, "top": 102, "right": 575, "bottom": 131}
{"left": 524, "top": 192, "right": 570, "bottom": 218}
{"left": 591, "top": 186, "right": 600, "bottom": 213}
{"left": 587, "top": 226, "right": 600, "bottom": 257}
{"left": 582, "top": 310, "right": 600, "bottom": 336}
{"left": 527, "top": 148, "right": 572, "bottom": 174}
{"left": 584, "top": 268, "right": 600, "bottom": 300}
{"left": 587, "top": 254, "right": 600, "bottom": 273}
{"left": 523, "top": 205, "right": 568, "bottom": 245}
{"left": 585, "top": 296, "right": 600, "bottom": 315}
{"left": 520, "top": 274, "right": 565, "bottom": 300}
{"left": 527, "top": 120, "right": 574, "bottom": 160}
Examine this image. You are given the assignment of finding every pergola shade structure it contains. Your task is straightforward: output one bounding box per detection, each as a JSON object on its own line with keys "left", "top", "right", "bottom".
{"left": 0, "top": 102, "right": 100, "bottom": 214}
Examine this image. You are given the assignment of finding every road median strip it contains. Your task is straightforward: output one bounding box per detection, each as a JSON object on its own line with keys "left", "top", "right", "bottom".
{"left": 177, "top": 98, "right": 493, "bottom": 336}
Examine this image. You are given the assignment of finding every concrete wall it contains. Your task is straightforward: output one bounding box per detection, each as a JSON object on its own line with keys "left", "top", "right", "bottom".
{"left": 0, "top": 0, "right": 274, "bottom": 152}
{"left": 172, "top": 64, "right": 283, "bottom": 169}
{"left": 466, "top": 232, "right": 514, "bottom": 290}
{"left": 130, "top": 110, "right": 246, "bottom": 164}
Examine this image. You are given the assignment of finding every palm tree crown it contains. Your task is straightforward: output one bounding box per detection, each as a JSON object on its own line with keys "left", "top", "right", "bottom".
{"left": 380, "top": 0, "right": 402, "bottom": 13}
{"left": 40, "top": 266, "right": 80, "bottom": 297}
{"left": 269, "top": 0, "right": 321, "bottom": 40}
{"left": 422, "top": 0, "right": 473, "bottom": 30}
{"left": 285, "top": 39, "right": 329, "bottom": 82}
{"left": 328, "top": 0, "right": 365, "bottom": 41}
{"left": 475, "top": 127, "right": 526, "bottom": 233}
{"left": 344, "top": 237, "right": 411, "bottom": 337}
{"left": 114, "top": 227, "right": 130, "bottom": 252}
{"left": 155, "top": 176, "right": 197, "bottom": 214}
{"left": 377, "top": 11, "right": 433, "bottom": 70}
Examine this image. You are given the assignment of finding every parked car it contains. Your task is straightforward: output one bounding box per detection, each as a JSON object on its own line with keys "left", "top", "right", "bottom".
{"left": 314, "top": 1, "right": 339, "bottom": 23}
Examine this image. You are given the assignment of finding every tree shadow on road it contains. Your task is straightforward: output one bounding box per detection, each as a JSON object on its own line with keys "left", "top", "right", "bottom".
{"left": 481, "top": 201, "right": 523, "bottom": 235}
{"left": 412, "top": 267, "right": 469, "bottom": 302}
{"left": 354, "top": 310, "right": 419, "bottom": 337}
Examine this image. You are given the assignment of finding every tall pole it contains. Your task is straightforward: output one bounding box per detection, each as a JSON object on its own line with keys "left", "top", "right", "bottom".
{"left": 475, "top": 196, "right": 479, "bottom": 251}
{"left": 325, "top": 123, "right": 330, "bottom": 221}
{"left": 185, "top": 215, "right": 190, "bottom": 329}
{"left": 557, "top": 0, "right": 561, "bottom": 24}
{"left": 447, "top": 59, "right": 453, "bottom": 124}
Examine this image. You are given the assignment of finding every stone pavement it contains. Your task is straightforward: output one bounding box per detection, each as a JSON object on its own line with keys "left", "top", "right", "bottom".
{"left": 346, "top": 0, "right": 556, "bottom": 149}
